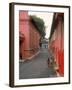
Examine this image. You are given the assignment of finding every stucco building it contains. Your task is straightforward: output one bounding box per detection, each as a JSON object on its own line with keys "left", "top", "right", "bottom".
{"left": 49, "top": 13, "right": 64, "bottom": 76}
{"left": 19, "top": 11, "right": 41, "bottom": 60}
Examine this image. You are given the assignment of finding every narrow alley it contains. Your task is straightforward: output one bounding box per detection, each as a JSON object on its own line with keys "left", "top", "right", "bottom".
{"left": 19, "top": 48, "right": 57, "bottom": 79}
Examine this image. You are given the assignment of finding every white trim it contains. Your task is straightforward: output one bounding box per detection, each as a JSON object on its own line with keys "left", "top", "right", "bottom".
{"left": 14, "top": 4, "right": 69, "bottom": 86}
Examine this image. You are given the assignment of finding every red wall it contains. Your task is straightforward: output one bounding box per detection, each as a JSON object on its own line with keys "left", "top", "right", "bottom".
{"left": 19, "top": 11, "right": 30, "bottom": 59}
{"left": 19, "top": 11, "right": 41, "bottom": 60}
{"left": 30, "top": 21, "right": 40, "bottom": 55}
{"left": 49, "top": 13, "right": 64, "bottom": 76}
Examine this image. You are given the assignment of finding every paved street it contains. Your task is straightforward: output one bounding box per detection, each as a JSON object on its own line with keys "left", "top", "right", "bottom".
{"left": 19, "top": 48, "right": 57, "bottom": 79}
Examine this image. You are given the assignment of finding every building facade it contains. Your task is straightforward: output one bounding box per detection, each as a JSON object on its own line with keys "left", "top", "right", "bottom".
{"left": 49, "top": 13, "right": 64, "bottom": 76}
{"left": 19, "top": 11, "right": 41, "bottom": 60}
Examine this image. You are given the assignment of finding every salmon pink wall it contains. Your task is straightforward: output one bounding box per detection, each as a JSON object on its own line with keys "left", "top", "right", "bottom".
{"left": 49, "top": 13, "right": 64, "bottom": 76}
{"left": 19, "top": 11, "right": 30, "bottom": 49}
{"left": 19, "top": 11, "right": 41, "bottom": 60}
{"left": 19, "top": 11, "right": 30, "bottom": 58}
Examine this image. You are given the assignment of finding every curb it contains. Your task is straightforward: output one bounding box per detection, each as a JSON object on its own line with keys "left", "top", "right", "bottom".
{"left": 19, "top": 50, "right": 40, "bottom": 62}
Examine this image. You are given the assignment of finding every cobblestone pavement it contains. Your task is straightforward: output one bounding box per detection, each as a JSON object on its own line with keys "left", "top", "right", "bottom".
{"left": 19, "top": 48, "right": 57, "bottom": 79}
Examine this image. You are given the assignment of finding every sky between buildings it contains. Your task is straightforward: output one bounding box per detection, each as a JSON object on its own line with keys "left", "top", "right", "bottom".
{"left": 28, "top": 11, "right": 54, "bottom": 39}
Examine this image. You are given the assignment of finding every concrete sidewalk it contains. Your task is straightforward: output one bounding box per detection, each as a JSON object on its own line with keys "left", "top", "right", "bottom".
{"left": 19, "top": 48, "right": 57, "bottom": 79}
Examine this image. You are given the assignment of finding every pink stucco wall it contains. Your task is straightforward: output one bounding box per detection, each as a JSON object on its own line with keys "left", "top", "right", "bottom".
{"left": 49, "top": 13, "right": 64, "bottom": 76}
{"left": 19, "top": 11, "right": 41, "bottom": 60}
{"left": 19, "top": 11, "right": 30, "bottom": 58}
{"left": 20, "top": 11, "right": 30, "bottom": 48}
